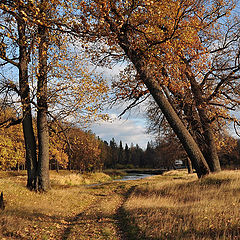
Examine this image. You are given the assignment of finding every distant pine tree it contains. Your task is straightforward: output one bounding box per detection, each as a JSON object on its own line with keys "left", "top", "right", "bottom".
{"left": 118, "top": 141, "right": 125, "bottom": 165}
{"left": 125, "top": 144, "right": 131, "bottom": 165}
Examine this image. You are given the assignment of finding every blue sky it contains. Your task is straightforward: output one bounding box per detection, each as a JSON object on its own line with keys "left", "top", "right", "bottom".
{"left": 88, "top": 65, "right": 154, "bottom": 149}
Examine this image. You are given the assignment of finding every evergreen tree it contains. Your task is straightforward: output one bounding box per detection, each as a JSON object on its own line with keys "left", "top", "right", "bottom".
{"left": 144, "top": 142, "right": 156, "bottom": 168}
{"left": 118, "top": 141, "right": 124, "bottom": 165}
{"left": 125, "top": 144, "right": 131, "bottom": 165}
{"left": 131, "top": 144, "right": 143, "bottom": 167}
{"left": 110, "top": 138, "right": 118, "bottom": 168}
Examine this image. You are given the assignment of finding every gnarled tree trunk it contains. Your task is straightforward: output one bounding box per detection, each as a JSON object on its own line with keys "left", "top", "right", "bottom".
{"left": 185, "top": 66, "right": 221, "bottom": 172}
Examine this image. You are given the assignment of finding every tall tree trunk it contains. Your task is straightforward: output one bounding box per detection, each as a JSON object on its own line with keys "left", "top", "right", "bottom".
{"left": 37, "top": 22, "right": 50, "bottom": 191}
{"left": 118, "top": 42, "right": 209, "bottom": 177}
{"left": 186, "top": 157, "right": 193, "bottom": 174}
{"left": 164, "top": 85, "right": 219, "bottom": 172}
{"left": 185, "top": 66, "right": 221, "bottom": 172}
{"left": 18, "top": 19, "right": 38, "bottom": 190}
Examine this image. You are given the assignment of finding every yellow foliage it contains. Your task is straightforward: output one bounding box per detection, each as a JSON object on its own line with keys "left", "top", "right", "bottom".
{"left": 68, "top": 128, "right": 102, "bottom": 172}
{"left": 0, "top": 112, "right": 25, "bottom": 170}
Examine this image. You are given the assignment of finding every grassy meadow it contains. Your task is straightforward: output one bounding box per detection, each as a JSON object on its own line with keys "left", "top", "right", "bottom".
{"left": 124, "top": 170, "right": 240, "bottom": 239}
{"left": 0, "top": 169, "right": 240, "bottom": 239}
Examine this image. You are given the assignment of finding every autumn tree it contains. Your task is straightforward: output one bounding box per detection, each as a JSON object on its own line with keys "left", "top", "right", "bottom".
{"left": 0, "top": 0, "right": 108, "bottom": 190}
{"left": 0, "top": 0, "right": 40, "bottom": 188}
{"left": 144, "top": 9, "right": 240, "bottom": 172}
{"left": 0, "top": 108, "right": 25, "bottom": 170}
{"left": 49, "top": 135, "right": 69, "bottom": 171}
{"left": 216, "top": 134, "right": 239, "bottom": 168}
{"left": 67, "top": 129, "right": 102, "bottom": 172}
{"left": 98, "top": 139, "right": 112, "bottom": 169}
{"left": 76, "top": 0, "right": 239, "bottom": 177}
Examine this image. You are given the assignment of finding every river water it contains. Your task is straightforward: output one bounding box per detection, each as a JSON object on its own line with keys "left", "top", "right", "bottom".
{"left": 86, "top": 173, "right": 154, "bottom": 187}
{"left": 114, "top": 173, "right": 153, "bottom": 181}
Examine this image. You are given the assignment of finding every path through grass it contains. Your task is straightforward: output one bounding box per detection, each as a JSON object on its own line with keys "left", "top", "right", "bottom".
{"left": 1, "top": 170, "right": 240, "bottom": 239}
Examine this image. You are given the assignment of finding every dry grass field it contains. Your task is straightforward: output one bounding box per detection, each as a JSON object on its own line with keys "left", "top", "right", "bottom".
{"left": 0, "top": 169, "right": 240, "bottom": 239}
{"left": 124, "top": 170, "right": 240, "bottom": 239}
{"left": 0, "top": 170, "right": 125, "bottom": 240}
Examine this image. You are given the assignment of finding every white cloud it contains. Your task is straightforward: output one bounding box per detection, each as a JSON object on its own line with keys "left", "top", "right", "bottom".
{"left": 91, "top": 113, "right": 153, "bottom": 149}
{"left": 89, "top": 63, "right": 153, "bottom": 148}
{"left": 95, "top": 65, "right": 126, "bottom": 77}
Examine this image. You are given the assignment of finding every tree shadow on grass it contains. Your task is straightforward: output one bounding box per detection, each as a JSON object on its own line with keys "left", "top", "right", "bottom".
{"left": 61, "top": 210, "right": 87, "bottom": 240}
{"left": 0, "top": 208, "right": 67, "bottom": 239}
{"left": 61, "top": 184, "right": 138, "bottom": 240}
{"left": 115, "top": 206, "right": 240, "bottom": 240}
{"left": 2, "top": 208, "right": 63, "bottom": 222}
{"left": 113, "top": 185, "right": 154, "bottom": 240}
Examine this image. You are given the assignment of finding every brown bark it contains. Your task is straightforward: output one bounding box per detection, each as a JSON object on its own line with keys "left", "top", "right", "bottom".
{"left": 37, "top": 22, "right": 50, "bottom": 191}
{"left": 102, "top": 14, "right": 211, "bottom": 177}
{"left": 18, "top": 19, "right": 38, "bottom": 190}
{"left": 164, "top": 85, "right": 220, "bottom": 173}
{"left": 118, "top": 43, "right": 209, "bottom": 177}
{"left": 186, "top": 157, "right": 193, "bottom": 174}
{"left": 185, "top": 66, "right": 221, "bottom": 172}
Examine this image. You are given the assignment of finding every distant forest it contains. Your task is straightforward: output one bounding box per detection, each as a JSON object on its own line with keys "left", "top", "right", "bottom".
{"left": 1, "top": 109, "right": 239, "bottom": 172}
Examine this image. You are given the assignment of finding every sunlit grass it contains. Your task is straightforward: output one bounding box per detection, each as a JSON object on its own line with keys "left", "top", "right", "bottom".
{"left": 0, "top": 170, "right": 113, "bottom": 239}
{"left": 124, "top": 170, "right": 240, "bottom": 239}
{"left": 51, "top": 171, "right": 112, "bottom": 186}
{"left": 1, "top": 169, "right": 240, "bottom": 239}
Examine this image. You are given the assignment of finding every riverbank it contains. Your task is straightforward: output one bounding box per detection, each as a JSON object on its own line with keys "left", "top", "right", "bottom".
{"left": 0, "top": 170, "right": 240, "bottom": 239}
{"left": 124, "top": 168, "right": 166, "bottom": 175}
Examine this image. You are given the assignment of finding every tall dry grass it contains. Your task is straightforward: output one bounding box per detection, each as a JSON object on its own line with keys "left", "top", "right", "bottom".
{"left": 124, "top": 170, "right": 240, "bottom": 240}
{"left": 51, "top": 171, "right": 112, "bottom": 186}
